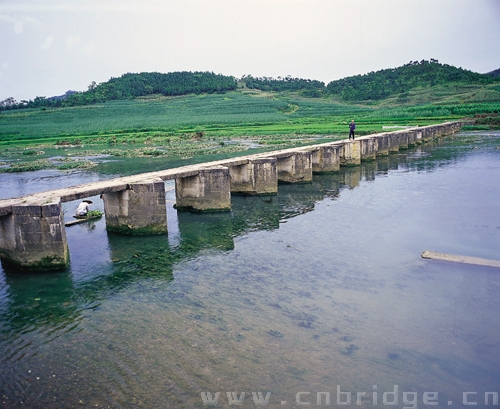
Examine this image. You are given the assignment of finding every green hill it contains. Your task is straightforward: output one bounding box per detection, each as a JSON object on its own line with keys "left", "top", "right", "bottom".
{"left": 3, "top": 61, "right": 500, "bottom": 112}
{"left": 2, "top": 71, "right": 237, "bottom": 110}
{"left": 487, "top": 68, "right": 500, "bottom": 78}
{"left": 326, "top": 59, "right": 498, "bottom": 102}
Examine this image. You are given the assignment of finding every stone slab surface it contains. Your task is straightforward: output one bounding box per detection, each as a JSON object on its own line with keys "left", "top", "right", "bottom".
{"left": 421, "top": 250, "right": 500, "bottom": 268}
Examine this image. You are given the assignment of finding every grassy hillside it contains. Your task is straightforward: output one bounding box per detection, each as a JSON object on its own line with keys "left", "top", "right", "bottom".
{"left": 1, "top": 59, "right": 500, "bottom": 152}
{"left": 1, "top": 86, "right": 499, "bottom": 174}
{"left": 1, "top": 89, "right": 499, "bottom": 148}
{"left": 326, "top": 60, "right": 498, "bottom": 102}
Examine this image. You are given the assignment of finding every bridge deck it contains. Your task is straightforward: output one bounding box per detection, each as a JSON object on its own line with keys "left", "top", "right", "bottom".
{"left": 0, "top": 121, "right": 465, "bottom": 217}
{"left": 0, "top": 141, "right": 339, "bottom": 216}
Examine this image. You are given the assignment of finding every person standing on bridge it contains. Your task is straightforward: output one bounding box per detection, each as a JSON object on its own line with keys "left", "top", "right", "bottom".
{"left": 75, "top": 200, "right": 92, "bottom": 218}
{"left": 349, "top": 120, "right": 356, "bottom": 140}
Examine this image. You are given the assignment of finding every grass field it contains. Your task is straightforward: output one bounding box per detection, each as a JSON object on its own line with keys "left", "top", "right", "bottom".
{"left": 1, "top": 87, "right": 499, "bottom": 173}
{"left": 2, "top": 88, "right": 499, "bottom": 145}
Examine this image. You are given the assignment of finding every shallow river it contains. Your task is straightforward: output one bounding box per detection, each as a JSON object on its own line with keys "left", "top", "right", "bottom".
{"left": 1, "top": 132, "right": 500, "bottom": 408}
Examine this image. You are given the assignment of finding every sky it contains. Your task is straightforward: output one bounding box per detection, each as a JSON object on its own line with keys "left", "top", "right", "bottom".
{"left": 1, "top": 0, "right": 500, "bottom": 101}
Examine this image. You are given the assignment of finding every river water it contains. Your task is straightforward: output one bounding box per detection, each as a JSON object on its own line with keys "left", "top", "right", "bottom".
{"left": 1, "top": 132, "right": 500, "bottom": 408}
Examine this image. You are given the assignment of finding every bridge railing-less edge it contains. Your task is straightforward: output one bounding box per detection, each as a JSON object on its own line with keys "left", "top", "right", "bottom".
{"left": 0, "top": 121, "right": 471, "bottom": 271}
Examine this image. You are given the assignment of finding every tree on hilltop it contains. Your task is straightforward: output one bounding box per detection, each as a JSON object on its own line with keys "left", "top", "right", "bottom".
{"left": 326, "top": 59, "right": 498, "bottom": 102}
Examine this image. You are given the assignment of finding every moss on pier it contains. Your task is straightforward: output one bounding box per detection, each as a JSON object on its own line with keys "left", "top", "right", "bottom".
{"left": 106, "top": 224, "right": 168, "bottom": 236}
{"left": 0, "top": 253, "right": 69, "bottom": 272}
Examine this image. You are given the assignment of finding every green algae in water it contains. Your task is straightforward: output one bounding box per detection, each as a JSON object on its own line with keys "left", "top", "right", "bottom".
{"left": 0, "top": 133, "right": 500, "bottom": 408}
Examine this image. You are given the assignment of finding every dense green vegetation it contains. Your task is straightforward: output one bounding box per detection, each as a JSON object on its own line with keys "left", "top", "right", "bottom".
{"left": 240, "top": 75, "right": 325, "bottom": 97}
{"left": 2, "top": 60, "right": 499, "bottom": 111}
{"left": 1, "top": 90, "right": 499, "bottom": 147}
{"left": 488, "top": 68, "right": 500, "bottom": 78}
{"left": 0, "top": 71, "right": 237, "bottom": 110}
{"left": 326, "top": 59, "right": 498, "bottom": 102}
{"left": 1, "top": 60, "right": 499, "bottom": 175}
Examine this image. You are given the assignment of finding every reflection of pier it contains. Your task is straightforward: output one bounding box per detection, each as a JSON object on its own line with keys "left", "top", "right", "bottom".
{"left": 0, "top": 121, "right": 467, "bottom": 271}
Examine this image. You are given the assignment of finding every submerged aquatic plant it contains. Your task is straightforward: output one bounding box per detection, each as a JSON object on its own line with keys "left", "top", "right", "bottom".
{"left": 0, "top": 159, "right": 51, "bottom": 173}
{"left": 86, "top": 210, "right": 104, "bottom": 218}
{"left": 56, "top": 160, "right": 96, "bottom": 170}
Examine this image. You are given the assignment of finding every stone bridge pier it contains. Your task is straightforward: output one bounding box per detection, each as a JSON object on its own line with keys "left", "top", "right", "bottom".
{"left": 0, "top": 120, "right": 473, "bottom": 271}
{"left": 359, "top": 136, "right": 378, "bottom": 161}
{"left": 175, "top": 166, "right": 231, "bottom": 212}
{"left": 103, "top": 178, "right": 168, "bottom": 235}
{"left": 375, "top": 134, "right": 390, "bottom": 156}
{"left": 266, "top": 151, "right": 313, "bottom": 183}
{"left": 340, "top": 140, "right": 361, "bottom": 166}
{"left": 229, "top": 158, "right": 278, "bottom": 195}
{"left": 309, "top": 145, "right": 341, "bottom": 173}
{"left": 0, "top": 200, "right": 69, "bottom": 271}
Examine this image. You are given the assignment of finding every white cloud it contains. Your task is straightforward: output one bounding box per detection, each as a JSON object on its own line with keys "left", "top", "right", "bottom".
{"left": 40, "top": 36, "right": 54, "bottom": 50}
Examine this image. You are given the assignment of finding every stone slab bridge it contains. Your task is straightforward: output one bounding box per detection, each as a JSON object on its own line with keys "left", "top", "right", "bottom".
{"left": 0, "top": 121, "right": 469, "bottom": 271}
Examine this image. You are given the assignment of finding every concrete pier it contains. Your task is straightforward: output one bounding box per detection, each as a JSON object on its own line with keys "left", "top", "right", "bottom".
{"left": 375, "top": 133, "right": 389, "bottom": 156}
{"left": 407, "top": 130, "right": 419, "bottom": 147}
{"left": 0, "top": 200, "right": 69, "bottom": 271}
{"left": 0, "top": 120, "right": 472, "bottom": 271}
{"left": 310, "top": 145, "right": 341, "bottom": 173}
{"left": 103, "top": 179, "right": 168, "bottom": 235}
{"left": 175, "top": 166, "right": 231, "bottom": 212}
{"left": 359, "top": 137, "right": 377, "bottom": 161}
{"left": 340, "top": 140, "right": 361, "bottom": 166}
{"left": 229, "top": 158, "right": 278, "bottom": 195}
{"left": 387, "top": 132, "right": 401, "bottom": 153}
{"left": 270, "top": 151, "right": 313, "bottom": 183}
{"left": 397, "top": 131, "right": 409, "bottom": 150}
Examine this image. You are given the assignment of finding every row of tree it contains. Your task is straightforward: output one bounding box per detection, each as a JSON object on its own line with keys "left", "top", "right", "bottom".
{"left": 326, "top": 60, "right": 497, "bottom": 101}
{"left": 241, "top": 75, "right": 325, "bottom": 97}
{"left": 1, "top": 61, "right": 498, "bottom": 111}
{"left": 0, "top": 71, "right": 238, "bottom": 111}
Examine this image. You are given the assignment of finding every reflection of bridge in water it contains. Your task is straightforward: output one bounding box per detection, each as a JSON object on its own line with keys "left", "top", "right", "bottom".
{"left": 0, "top": 138, "right": 471, "bottom": 341}
{"left": 0, "top": 121, "right": 468, "bottom": 271}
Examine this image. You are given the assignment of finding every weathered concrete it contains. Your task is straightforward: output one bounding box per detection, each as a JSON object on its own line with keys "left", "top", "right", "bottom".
{"left": 375, "top": 133, "right": 389, "bottom": 156}
{"left": 0, "top": 199, "right": 69, "bottom": 271}
{"left": 407, "top": 130, "right": 419, "bottom": 147}
{"left": 0, "top": 120, "right": 473, "bottom": 271}
{"left": 387, "top": 132, "right": 401, "bottom": 153}
{"left": 266, "top": 151, "right": 313, "bottom": 183}
{"left": 340, "top": 140, "right": 361, "bottom": 166}
{"left": 422, "top": 251, "right": 500, "bottom": 268}
{"left": 103, "top": 179, "right": 168, "bottom": 235}
{"left": 397, "top": 131, "right": 409, "bottom": 150}
{"left": 229, "top": 158, "right": 278, "bottom": 195}
{"left": 359, "top": 137, "right": 378, "bottom": 161}
{"left": 175, "top": 166, "right": 231, "bottom": 212}
{"left": 309, "top": 144, "right": 341, "bottom": 173}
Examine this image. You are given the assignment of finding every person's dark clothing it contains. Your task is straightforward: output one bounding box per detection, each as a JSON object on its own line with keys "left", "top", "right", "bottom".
{"left": 349, "top": 122, "right": 356, "bottom": 139}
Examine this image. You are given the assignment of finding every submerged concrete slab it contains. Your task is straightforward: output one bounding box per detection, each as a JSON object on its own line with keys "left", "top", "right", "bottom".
{"left": 422, "top": 251, "right": 500, "bottom": 268}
